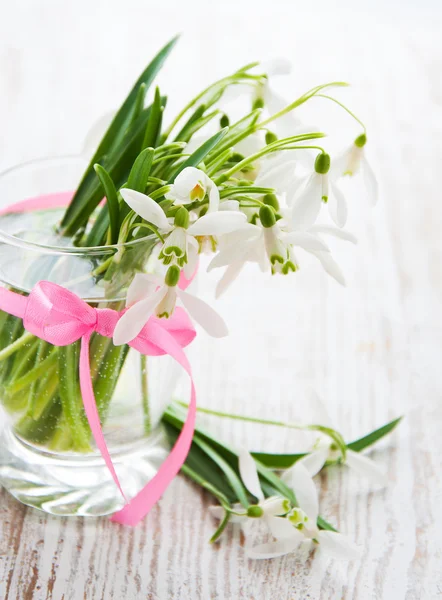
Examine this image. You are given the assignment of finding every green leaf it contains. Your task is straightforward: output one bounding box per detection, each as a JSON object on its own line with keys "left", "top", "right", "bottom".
{"left": 126, "top": 147, "right": 155, "bottom": 192}
{"left": 162, "top": 403, "right": 337, "bottom": 532}
{"left": 174, "top": 104, "right": 206, "bottom": 141}
{"left": 347, "top": 416, "right": 403, "bottom": 453}
{"left": 60, "top": 35, "right": 178, "bottom": 235}
{"left": 142, "top": 86, "right": 163, "bottom": 150}
{"left": 63, "top": 99, "right": 166, "bottom": 237}
{"left": 84, "top": 201, "right": 112, "bottom": 247}
{"left": 167, "top": 128, "right": 229, "bottom": 183}
{"left": 192, "top": 434, "right": 250, "bottom": 508}
{"left": 132, "top": 83, "right": 147, "bottom": 126}
{"left": 250, "top": 451, "right": 305, "bottom": 469}
{"left": 93, "top": 164, "right": 119, "bottom": 245}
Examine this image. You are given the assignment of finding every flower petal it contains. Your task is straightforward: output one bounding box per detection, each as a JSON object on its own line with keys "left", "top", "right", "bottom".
{"left": 310, "top": 251, "right": 346, "bottom": 286}
{"left": 126, "top": 273, "right": 161, "bottom": 307}
{"left": 262, "top": 58, "right": 292, "bottom": 77}
{"left": 289, "top": 463, "right": 319, "bottom": 522}
{"left": 361, "top": 155, "right": 379, "bottom": 206}
{"left": 82, "top": 111, "right": 115, "bottom": 157}
{"left": 266, "top": 515, "right": 297, "bottom": 539}
{"left": 208, "top": 180, "right": 220, "bottom": 213}
{"left": 187, "top": 211, "right": 246, "bottom": 236}
{"left": 177, "top": 288, "right": 228, "bottom": 338}
{"left": 113, "top": 287, "right": 167, "bottom": 345}
{"left": 318, "top": 531, "right": 363, "bottom": 560}
{"left": 290, "top": 173, "right": 323, "bottom": 229}
{"left": 328, "top": 183, "right": 348, "bottom": 228}
{"left": 345, "top": 450, "right": 388, "bottom": 486}
{"left": 297, "top": 448, "right": 329, "bottom": 478}
{"left": 284, "top": 231, "right": 330, "bottom": 253}
{"left": 173, "top": 167, "right": 203, "bottom": 197}
{"left": 261, "top": 496, "right": 290, "bottom": 517}
{"left": 238, "top": 448, "right": 264, "bottom": 501}
{"left": 309, "top": 225, "right": 357, "bottom": 244}
{"left": 219, "top": 200, "right": 240, "bottom": 212}
{"left": 246, "top": 534, "right": 303, "bottom": 560}
{"left": 120, "top": 189, "right": 171, "bottom": 230}
{"left": 183, "top": 241, "right": 199, "bottom": 280}
{"left": 215, "top": 260, "right": 246, "bottom": 298}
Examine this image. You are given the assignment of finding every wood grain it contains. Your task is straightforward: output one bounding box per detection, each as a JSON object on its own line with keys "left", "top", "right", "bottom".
{"left": 1, "top": 1, "right": 441, "bottom": 598}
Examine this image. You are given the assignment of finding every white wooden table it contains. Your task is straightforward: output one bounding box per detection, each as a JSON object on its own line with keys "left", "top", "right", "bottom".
{"left": 1, "top": 2, "right": 441, "bottom": 598}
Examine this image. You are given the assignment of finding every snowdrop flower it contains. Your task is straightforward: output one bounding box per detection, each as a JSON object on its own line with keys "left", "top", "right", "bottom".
{"left": 210, "top": 449, "right": 290, "bottom": 532}
{"left": 293, "top": 390, "right": 388, "bottom": 486}
{"left": 248, "top": 463, "right": 362, "bottom": 560}
{"left": 333, "top": 134, "right": 378, "bottom": 206}
{"left": 120, "top": 188, "right": 246, "bottom": 278}
{"left": 113, "top": 268, "right": 228, "bottom": 345}
{"left": 208, "top": 202, "right": 309, "bottom": 296}
{"left": 210, "top": 202, "right": 354, "bottom": 295}
{"left": 165, "top": 167, "right": 220, "bottom": 212}
{"left": 290, "top": 152, "right": 349, "bottom": 228}
{"left": 253, "top": 58, "right": 292, "bottom": 110}
{"left": 284, "top": 221, "right": 357, "bottom": 287}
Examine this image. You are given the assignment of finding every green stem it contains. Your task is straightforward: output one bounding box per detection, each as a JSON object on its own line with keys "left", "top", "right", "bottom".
{"left": 58, "top": 343, "right": 92, "bottom": 452}
{"left": 5, "top": 349, "right": 59, "bottom": 395}
{"left": 314, "top": 94, "right": 366, "bottom": 131}
{"left": 0, "top": 332, "right": 34, "bottom": 362}
{"left": 140, "top": 355, "right": 151, "bottom": 434}
{"left": 177, "top": 401, "right": 305, "bottom": 430}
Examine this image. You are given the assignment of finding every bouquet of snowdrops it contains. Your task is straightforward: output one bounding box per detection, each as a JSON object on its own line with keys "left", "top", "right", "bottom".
{"left": 0, "top": 36, "right": 400, "bottom": 558}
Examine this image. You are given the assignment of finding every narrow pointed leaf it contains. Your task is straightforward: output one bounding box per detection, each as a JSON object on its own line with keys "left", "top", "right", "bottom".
{"left": 168, "top": 128, "right": 229, "bottom": 183}
{"left": 127, "top": 147, "right": 155, "bottom": 192}
{"left": 60, "top": 35, "right": 177, "bottom": 234}
{"left": 347, "top": 417, "right": 402, "bottom": 453}
{"left": 94, "top": 164, "right": 119, "bottom": 244}
{"left": 142, "top": 86, "right": 163, "bottom": 149}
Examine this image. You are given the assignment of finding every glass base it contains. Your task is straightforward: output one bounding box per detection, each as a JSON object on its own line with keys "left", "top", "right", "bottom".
{"left": 0, "top": 426, "right": 168, "bottom": 516}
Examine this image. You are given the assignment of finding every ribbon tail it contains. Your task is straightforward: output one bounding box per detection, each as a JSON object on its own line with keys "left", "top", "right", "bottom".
{"left": 111, "top": 323, "right": 196, "bottom": 527}
{"left": 79, "top": 333, "right": 127, "bottom": 503}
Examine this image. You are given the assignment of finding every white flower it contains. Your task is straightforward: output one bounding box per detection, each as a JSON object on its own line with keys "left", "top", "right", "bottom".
{"left": 289, "top": 152, "right": 350, "bottom": 228}
{"left": 247, "top": 463, "right": 362, "bottom": 560}
{"left": 332, "top": 134, "right": 378, "bottom": 206}
{"left": 292, "top": 390, "right": 388, "bottom": 486}
{"left": 113, "top": 271, "right": 228, "bottom": 345}
{"left": 165, "top": 166, "right": 220, "bottom": 212}
{"left": 210, "top": 449, "right": 290, "bottom": 533}
{"left": 209, "top": 208, "right": 355, "bottom": 296}
{"left": 120, "top": 188, "right": 247, "bottom": 278}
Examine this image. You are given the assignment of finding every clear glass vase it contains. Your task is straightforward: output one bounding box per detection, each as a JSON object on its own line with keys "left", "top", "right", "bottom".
{"left": 0, "top": 157, "right": 177, "bottom": 516}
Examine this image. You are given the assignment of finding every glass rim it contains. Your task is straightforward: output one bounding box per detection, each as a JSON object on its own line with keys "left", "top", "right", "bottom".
{"left": 0, "top": 156, "right": 156, "bottom": 256}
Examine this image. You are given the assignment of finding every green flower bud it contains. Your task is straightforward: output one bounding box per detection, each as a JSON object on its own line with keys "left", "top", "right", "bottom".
{"left": 165, "top": 265, "right": 181, "bottom": 287}
{"left": 231, "top": 152, "right": 245, "bottom": 163}
{"left": 253, "top": 97, "right": 265, "bottom": 110}
{"left": 265, "top": 131, "right": 278, "bottom": 145}
{"left": 315, "top": 153, "right": 331, "bottom": 175}
{"left": 247, "top": 505, "right": 264, "bottom": 518}
{"left": 263, "top": 193, "right": 279, "bottom": 211}
{"left": 174, "top": 207, "right": 190, "bottom": 229}
{"left": 198, "top": 204, "right": 209, "bottom": 217}
{"left": 220, "top": 114, "right": 230, "bottom": 128}
{"left": 158, "top": 199, "right": 174, "bottom": 212}
{"left": 355, "top": 133, "right": 367, "bottom": 148}
{"left": 259, "top": 205, "right": 276, "bottom": 228}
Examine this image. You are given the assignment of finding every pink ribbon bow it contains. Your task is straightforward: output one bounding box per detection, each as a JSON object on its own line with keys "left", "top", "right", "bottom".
{"left": 0, "top": 281, "right": 197, "bottom": 526}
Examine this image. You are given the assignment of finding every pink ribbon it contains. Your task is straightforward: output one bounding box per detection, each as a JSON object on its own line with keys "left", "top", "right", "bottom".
{"left": 0, "top": 192, "right": 198, "bottom": 526}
